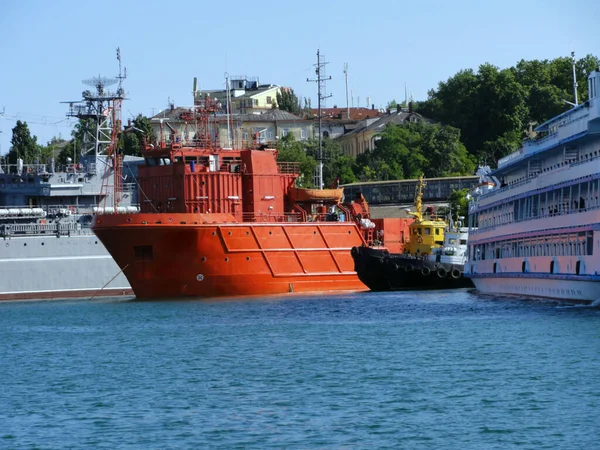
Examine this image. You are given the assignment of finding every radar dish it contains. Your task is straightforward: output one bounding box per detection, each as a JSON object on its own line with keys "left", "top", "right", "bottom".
{"left": 82, "top": 76, "right": 118, "bottom": 88}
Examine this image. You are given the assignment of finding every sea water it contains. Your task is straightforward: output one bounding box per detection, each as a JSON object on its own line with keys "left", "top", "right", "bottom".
{"left": 1, "top": 290, "right": 599, "bottom": 449}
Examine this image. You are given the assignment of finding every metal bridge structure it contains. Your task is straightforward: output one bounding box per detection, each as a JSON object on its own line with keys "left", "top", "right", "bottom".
{"left": 342, "top": 176, "right": 479, "bottom": 205}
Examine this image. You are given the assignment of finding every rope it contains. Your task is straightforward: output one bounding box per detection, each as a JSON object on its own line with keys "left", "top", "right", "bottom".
{"left": 88, "top": 264, "right": 129, "bottom": 301}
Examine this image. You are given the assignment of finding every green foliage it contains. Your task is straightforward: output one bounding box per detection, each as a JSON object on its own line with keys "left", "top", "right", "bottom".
{"left": 276, "top": 134, "right": 317, "bottom": 187}
{"left": 446, "top": 188, "right": 470, "bottom": 219}
{"left": 304, "top": 137, "right": 358, "bottom": 186}
{"left": 121, "top": 114, "right": 156, "bottom": 156}
{"left": 7, "top": 121, "right": 39, "bottom": 164}
{"left": 354, "top": 122, "right": 475, "bottom": 181}
{"left": 276, "top": 88, "right": 301, "bottom": 115}
{"left": 275, "top": 135, "right": 358, "bottom": 188}
{"left": 418, "top": 54, "right": 600, "bottom": 165}
{"left": 56, "top": 118, "right": 96, "bottom": 165}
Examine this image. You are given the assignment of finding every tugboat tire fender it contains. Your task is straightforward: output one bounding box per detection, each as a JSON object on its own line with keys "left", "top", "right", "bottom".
{"left": 405, "top": 264, "right": 415, "bottom": 272}
{"left": 437, "top": 267, "right": 447, "bottom": 278}
{"left": 451, "top": 268, "right": 461, "bottom": 279}
{"left": 351, "top": 247, "right": 358, "bottom": 256}
{"left": 421, "top": 267, "right": 431, "bottom": 276}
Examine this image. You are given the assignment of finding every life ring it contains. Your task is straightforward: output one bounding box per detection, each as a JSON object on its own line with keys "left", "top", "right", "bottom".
{"left": 417, "top": 236, "right": 423, "bottom": 244}
{"left": 451, "top": 268, "right": 461, "bottom": 279}
{"left": 421, "top": 267, "right": 431, "bottom": 276}
{"left": 437, "top": 267, "right": 447, "bottom": 278}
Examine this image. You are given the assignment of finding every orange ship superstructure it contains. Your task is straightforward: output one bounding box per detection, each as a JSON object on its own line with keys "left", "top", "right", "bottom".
{"left": 93, "top": 94, "right": 410, "bottom": 299}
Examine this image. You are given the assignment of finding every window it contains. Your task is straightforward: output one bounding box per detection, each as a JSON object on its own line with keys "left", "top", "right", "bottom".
{"left": 266, "top": 96, "right": 272, "bottom": 104}
{"left": 134, "top": 245, "right": 153, "bottom": 262}
{"left": 301, "top": 129, "right": 306, "bottom": 139}
{"left": 282, "top": 129, "right": 289, "bottom": 137}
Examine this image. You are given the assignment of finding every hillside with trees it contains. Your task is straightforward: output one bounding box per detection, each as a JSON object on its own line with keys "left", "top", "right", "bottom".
{"left": 417, "top": 54, "right": 600, "bottom": 166}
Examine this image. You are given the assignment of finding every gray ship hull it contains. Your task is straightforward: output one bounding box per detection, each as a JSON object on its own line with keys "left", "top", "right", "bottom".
{"left": 0, "top": 232, "right": 132, "bottom": 301}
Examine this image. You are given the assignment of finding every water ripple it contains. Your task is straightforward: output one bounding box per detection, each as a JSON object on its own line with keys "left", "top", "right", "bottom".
{"left": 1, "top": 290, "right": 599, "bottom": 448}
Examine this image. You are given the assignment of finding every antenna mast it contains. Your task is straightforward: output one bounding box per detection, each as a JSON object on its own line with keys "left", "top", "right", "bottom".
{"left": 225, "top": 73, "right": 232, "bottom": 147}
{"left": 571, "top": 51, "right": 579, "bottom": 105}
{"left": 307, "top": 49, "right": 332, "bottom": 190}
{"left": 63, "top": 47, "right": 126, "bottom": 208}
{"left": 344, "top": 63, "right": 349, "bottom": 119}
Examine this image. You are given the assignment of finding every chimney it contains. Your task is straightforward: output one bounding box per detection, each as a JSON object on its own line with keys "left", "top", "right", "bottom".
{"left": 371, "top": 104, "right": 375, "bottom": 110}
{"left": 408, "top": 101, "right": 413, "bottom": 113}
{"left": 170, "top": 103, "right": 175, "bottom": 111}
{"left": 396, "top": 104, "right": 401, "bottom": 113}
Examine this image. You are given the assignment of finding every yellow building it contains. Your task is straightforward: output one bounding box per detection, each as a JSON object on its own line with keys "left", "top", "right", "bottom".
{"left": 199, "top": 77, "right": 283, "bottom": 114}
{"left": 336, "top": 105, "right": 431, "bottom": 157}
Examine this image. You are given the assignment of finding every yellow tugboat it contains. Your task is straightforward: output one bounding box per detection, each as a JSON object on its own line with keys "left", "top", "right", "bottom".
{"left": 351, "top": 175, "right": 474, "bottom": 291}
{"left": 403, "top": 175, "right": 447, "bottom": 257}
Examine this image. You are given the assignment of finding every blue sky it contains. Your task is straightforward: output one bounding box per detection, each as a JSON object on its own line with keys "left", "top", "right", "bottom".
{"left": 1, "top": 0, "right": 598, "bottom": 154}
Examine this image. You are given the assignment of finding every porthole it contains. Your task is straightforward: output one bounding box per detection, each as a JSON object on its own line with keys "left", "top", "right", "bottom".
{"left": 228, "top": 231, "right": 232, "bottom": 235}
{"left": 24, "top": 243, "right": 27, "bottom": 246}
{"left": 246, "top": 256, "right": 250, "bottom": 261}
{"left": 269, "top": 231, "right": 272, "bottom": 235}
{"left": 41, "top": 242, "right": 45, "bottom": 246}
{"left": 225, "top": 257, "right": 229, "bottom": 262}
{"left": 212, "top": 231, "right": 216, "bottom": 236}
{"left": 202, "top": 257, "right": 206, "bottom": 261}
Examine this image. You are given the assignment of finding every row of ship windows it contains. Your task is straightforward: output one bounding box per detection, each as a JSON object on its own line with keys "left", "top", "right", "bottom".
{"left": 470, "top": 178, "right": 600, "bottom": 229}
{"left": 470, "top": 231, "right": 594, "bottom": 261}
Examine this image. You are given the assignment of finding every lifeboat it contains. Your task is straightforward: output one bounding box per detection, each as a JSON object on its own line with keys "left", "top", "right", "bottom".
{"left": 288, "top": 187, "right": 344, "bottom": 203}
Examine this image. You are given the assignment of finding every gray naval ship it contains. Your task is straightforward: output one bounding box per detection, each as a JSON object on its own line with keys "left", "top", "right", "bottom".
{"left": 0, "top": 51, "right": 140, "bottom": 301}
{"left": 0, "top": 155, "right": 140, "bottom": 301}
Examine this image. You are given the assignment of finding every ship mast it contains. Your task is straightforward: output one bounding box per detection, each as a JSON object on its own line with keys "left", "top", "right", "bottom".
{"left": 410, "top": 174, "right": 426, "bottom": 223}
{"left": 571, "top": 51, "right": 579, "bottom": 106}
{"left": 62, "top": 47, "right": 126, "bottom": 208}
{"left": 307, "top": 49, "right": 331, "bottom": 190}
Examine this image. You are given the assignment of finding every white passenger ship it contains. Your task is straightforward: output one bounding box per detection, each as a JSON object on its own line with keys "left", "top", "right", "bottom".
{"left": 465, "top": 66, "right": 600, "bottom": 302}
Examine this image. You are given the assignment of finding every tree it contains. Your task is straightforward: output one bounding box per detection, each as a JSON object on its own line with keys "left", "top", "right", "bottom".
{"left": 121, "top": 114, "right": 156, "bottom": 156}
{"left": 7, "top": 121, "right": 39, "bottom": 165}
{"left": 276, "top": 88, "right": 301, "bottom": 115}
{"left": 354, "top": 122, "right": 475, "bottom": 181}
{"left": 446, "top": 188, "right": 470, "bottom": 219}
{"left": 386, "top": 100, "right": 398, "bottom": 111}
{"left": 304, "top": 137, "right": 358, "bottom": 186}
{"left": 56, "top": 118, "right": 96, "bottom": 165}
{"left": 418, "top": 54, "right": 600, "bottom": 165}
{"left": 276, "top": 134, "right": 317, "bottom": 187}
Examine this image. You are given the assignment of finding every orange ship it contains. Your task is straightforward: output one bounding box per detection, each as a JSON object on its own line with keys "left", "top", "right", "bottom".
{"left": 92, "top": 94, "right": 411, "bottom": 299}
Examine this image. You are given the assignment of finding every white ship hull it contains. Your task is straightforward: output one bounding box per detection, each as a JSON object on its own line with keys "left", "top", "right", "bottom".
{"left": 469, "top": 273, "right": 600, "bottom": 303}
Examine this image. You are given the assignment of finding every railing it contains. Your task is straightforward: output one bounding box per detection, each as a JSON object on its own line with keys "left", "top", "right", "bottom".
{"left": 1, "top": 222, "right": 91, "bottom": 238}
{"left": 277, "top": 161, "right": 300, "bottom": 174}
{"left": 0, "top": 162, "right": 93, "bottom": 175}
{"left": 238, "top": 210, "right": 348, "bottom": 223}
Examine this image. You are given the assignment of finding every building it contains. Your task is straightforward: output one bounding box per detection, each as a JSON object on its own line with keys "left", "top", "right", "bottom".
{"left": 199, "top": 76, "right": 283, "bottom": 114}
{"left": 310, "top": 107, "right": 385, "bottom": 140}
{"left": 149, "top": 106, "right": 312, "bottom": 149}
{"left": 336, "top": 104, "right": 431, "bottom": 157}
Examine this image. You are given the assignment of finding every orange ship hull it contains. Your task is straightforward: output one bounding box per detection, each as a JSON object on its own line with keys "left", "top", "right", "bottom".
{"left": 93, "top": 213, "right": 367, "bottom": 299}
